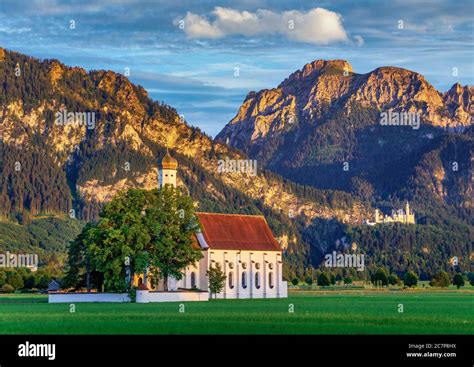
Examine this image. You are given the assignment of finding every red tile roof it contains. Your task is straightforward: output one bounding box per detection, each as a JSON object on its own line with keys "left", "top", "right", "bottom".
{"left": 195, "top": 213, "right": 281, "bottom": 251}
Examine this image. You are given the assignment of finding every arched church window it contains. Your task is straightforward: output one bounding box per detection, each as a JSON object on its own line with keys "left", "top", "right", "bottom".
{"left": 255, "top": 272, "right": 261, "bottom": 289}
{"left": 229, "top": 272, "right": 234, "bottom": 289}
{"left": 191, "top": 272, "right": 196, "bottom": 288}
{"left": 269, "top": 272, "right": 274, "bottom": 289}
{"left": 242, "top": 272, "right": 247, "bottom": 289}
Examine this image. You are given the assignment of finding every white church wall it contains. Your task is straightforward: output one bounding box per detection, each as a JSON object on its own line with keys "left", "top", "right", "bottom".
{"left": 208, "top": 250, "right": 285, "bottom": 299}
{"left": 175, "top": 251, "right": 208, "bottom": 291}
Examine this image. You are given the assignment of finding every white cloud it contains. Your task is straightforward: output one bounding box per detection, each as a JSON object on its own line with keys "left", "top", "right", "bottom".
{"left": 0, "top": 26, "right": 31, "bottom": 34}
{"left": 175, "top": 7, "right": 349, "bottom": 45}
{"left": 354, "top": 35, "right": 365, "bottom": 46}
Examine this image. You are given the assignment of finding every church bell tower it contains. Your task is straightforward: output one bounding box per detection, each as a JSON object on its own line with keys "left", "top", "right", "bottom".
{"left": 159, "top": 148, "right": 178, "bottom": 188}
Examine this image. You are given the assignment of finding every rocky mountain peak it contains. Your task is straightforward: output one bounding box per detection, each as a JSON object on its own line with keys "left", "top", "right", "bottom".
{"left": 443, "top": 83, "right": 473, "bottom": 126}
{"left": 217, "top": 59, "right": 473, "bottom": 151}
{"left": 280, "top": 59, "right": 353, "bottom": 88}
{"left": 305, "top": 59, "right": 352, "bottom": 75}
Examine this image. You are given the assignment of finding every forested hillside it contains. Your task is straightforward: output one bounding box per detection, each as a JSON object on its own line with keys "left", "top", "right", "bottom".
{"left": 1, "top": 49, "right": 472, "bottom": 279}
{"left": 0, "top": 48, "right": 367, "bottom": 279}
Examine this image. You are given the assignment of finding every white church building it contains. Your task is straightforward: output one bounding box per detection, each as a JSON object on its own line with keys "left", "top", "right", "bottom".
{"left": 133, "top": 150, "right": 287, "bottom": 300}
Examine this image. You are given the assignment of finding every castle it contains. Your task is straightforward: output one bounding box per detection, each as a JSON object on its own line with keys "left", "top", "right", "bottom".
{"left": 366, "top": 202, "right": 415, "bottom": 225}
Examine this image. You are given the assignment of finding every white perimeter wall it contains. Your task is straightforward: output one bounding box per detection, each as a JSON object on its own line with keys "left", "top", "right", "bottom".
{"left": 49, "top": 293, "right": 131, "bottom": 303}
{"left": 136, "top": 290, "right": 208, "bottom": 303}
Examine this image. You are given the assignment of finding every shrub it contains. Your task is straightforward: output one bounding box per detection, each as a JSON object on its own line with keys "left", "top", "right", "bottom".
{"left": 388, "top": 274, "right": 399, "bottom": 286}
{"left": 318, "top": 272, "right": 331, "bottom": 286}
{"left": 305, "top": 276, "right": 313, "bottom": 285}
{"left": 430, "top": 271, "right": 450, "bottom": 288}
{"left": 291, "top": 278, "right": 299, "bottom": 286}
{"left": 1, "top": 284, "right": 14, "bottom": 293}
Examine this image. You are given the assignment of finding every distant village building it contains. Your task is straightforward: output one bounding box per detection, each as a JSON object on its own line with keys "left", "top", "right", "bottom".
{"left": 47, "top": 280, "right": 61, "bottom": 292}
{"left": 365, "top": 202, "right": 415, "bottom": 225}
{"left": 133, "top": 150, "right": 287, "bottom": 299}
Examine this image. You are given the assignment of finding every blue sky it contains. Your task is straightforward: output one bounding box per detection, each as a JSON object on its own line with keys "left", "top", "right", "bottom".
{"left": 1, "top": 0, "right": 473, "bottom": 137}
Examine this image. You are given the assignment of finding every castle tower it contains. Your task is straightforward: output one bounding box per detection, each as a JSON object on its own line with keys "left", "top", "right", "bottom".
{"left": 374, "top": 209, "right": 380, "bottom": 223}
{"left": 405, "top": 201, "right": 415, "bottom": 224}
{"left": 159, "top": 148, "right": 178, "bottom": 188}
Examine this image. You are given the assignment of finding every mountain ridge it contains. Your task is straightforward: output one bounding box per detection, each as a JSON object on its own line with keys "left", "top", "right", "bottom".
{"left": 218, "top": 59, "right": 472, "bottom": 151}
{"left": 1, "top": 48, "right": 472, "bottom": 279}
{"left": 0, "top": 47, "right": 374, "bottom": 279}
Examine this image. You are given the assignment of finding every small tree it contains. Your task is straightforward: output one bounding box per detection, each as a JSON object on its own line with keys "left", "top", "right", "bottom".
{"left": 330, "top": 273, "right": 336, "bottom": 285}
{"left": 430, "top": 271, "right": 450, "bottom": 288}
{"left": 291, "top": 278, "right": 299, "bottom": 286}
{"left": 207, "top": 265, "right": 226, "bottom": 299}
{"left": 467, "top": 273, "right": 474, "bottom": 287}
{"left": 373, "top": 267, "right": 389, "bottom": 287}
{"left": 7, "top": 271, "right": 24, "bottom": 290}
{"left": 0, "top": 269, "right": 6, "bottom": 286}
{"left": 452, "top": 273, "right": 465, "bottom": 289}
{"left": 318, "top": 272, "right": 331, "bottom": 286}
{"left": 305, "top": 276, "right": 313, "bottom": 286}
{"left": 404, "top": 271, "right": 418, "bottom": 288}
{"left": 388, "top": 274, "right": 399, "bottom": 286}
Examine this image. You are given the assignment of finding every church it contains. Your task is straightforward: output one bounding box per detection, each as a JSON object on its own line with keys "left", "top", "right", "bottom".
{"left": 133, "top": 150, "right": 287, "bottom": 299}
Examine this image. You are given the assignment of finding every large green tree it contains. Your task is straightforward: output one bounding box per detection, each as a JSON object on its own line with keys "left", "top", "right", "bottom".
{"left": 143, "top": 186, "right": 202, "bottom": 291}
{"left": 64, "top": 222, "right": 98, "bottom": 291}
{"left": 65, "top": 187, "right": 201, "bottom": 292}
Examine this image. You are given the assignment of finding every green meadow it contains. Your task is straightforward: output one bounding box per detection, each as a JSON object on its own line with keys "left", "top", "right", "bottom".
{"left": 0, "top": 291, "right": 472, "bottom": 334}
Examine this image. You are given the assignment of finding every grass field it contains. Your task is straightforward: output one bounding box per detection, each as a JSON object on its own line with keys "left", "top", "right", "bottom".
{"left": 0, "top": 291, "right": 472, "bottom": 334}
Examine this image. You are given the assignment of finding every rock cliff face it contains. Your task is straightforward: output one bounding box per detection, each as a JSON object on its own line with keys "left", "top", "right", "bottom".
{"left": 216, "top": 59, "right": 473, "bottom": 211}
{"left": 218, "top": 59, "right": 472, "bottom": 150}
